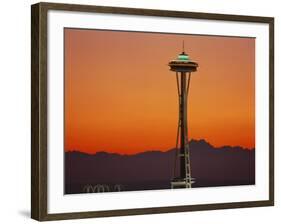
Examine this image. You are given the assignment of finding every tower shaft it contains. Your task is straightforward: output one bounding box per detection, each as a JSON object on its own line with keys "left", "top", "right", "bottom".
{"left": 179, "top": 72, "right": 192, "bottom": 187}
{"left": 180, "top": 72, "right": 187, "bottom": 179}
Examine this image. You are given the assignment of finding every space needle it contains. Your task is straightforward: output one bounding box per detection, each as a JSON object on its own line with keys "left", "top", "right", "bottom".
{"left": 168, "top": 42, "right": 198, "bottom": 189}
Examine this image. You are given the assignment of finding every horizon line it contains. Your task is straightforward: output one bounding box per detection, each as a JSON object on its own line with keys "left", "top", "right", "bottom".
{"left": 65, "top": 139, "right": 255, "bottom": 156}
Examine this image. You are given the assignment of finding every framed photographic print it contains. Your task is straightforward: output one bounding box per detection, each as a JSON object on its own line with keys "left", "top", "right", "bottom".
{"left": 31, "top": 2, "right": 274, "bottom": 221}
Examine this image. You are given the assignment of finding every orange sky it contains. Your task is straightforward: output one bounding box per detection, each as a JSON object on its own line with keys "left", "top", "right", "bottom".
{"left": 64, "top": 29, "right": 255, "bottom": 154}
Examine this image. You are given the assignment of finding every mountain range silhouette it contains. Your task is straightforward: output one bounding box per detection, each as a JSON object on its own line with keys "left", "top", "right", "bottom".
{"left": 65, "top": 139, "right": 255, "bottom": 194}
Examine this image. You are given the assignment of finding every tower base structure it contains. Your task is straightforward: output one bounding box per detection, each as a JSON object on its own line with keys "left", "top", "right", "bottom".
{"left": 171, "top": 177, "right": 195, "bottom": 189}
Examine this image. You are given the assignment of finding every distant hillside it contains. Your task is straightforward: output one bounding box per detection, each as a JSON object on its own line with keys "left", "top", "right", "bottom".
{"left": 65, "top": 139, "right": 255, "bottom": 194}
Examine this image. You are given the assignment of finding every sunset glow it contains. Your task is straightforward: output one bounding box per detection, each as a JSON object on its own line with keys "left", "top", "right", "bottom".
{"left": 64, "top": 29, "right": 255, "bottom": 154}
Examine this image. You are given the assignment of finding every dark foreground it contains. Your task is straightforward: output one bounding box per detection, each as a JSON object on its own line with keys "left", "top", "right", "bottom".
{"left": 65, "top": 139, "right": 255, "bottom": 194}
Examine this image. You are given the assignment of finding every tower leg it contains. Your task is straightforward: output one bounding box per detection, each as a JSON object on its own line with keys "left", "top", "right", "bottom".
{"left": 180, "top": 72, "right": 187, "bottom": 180}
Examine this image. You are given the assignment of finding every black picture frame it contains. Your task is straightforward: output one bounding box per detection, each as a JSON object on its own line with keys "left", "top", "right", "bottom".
{"left": 31, "top": 2, "right": 274, "bottom": 221}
